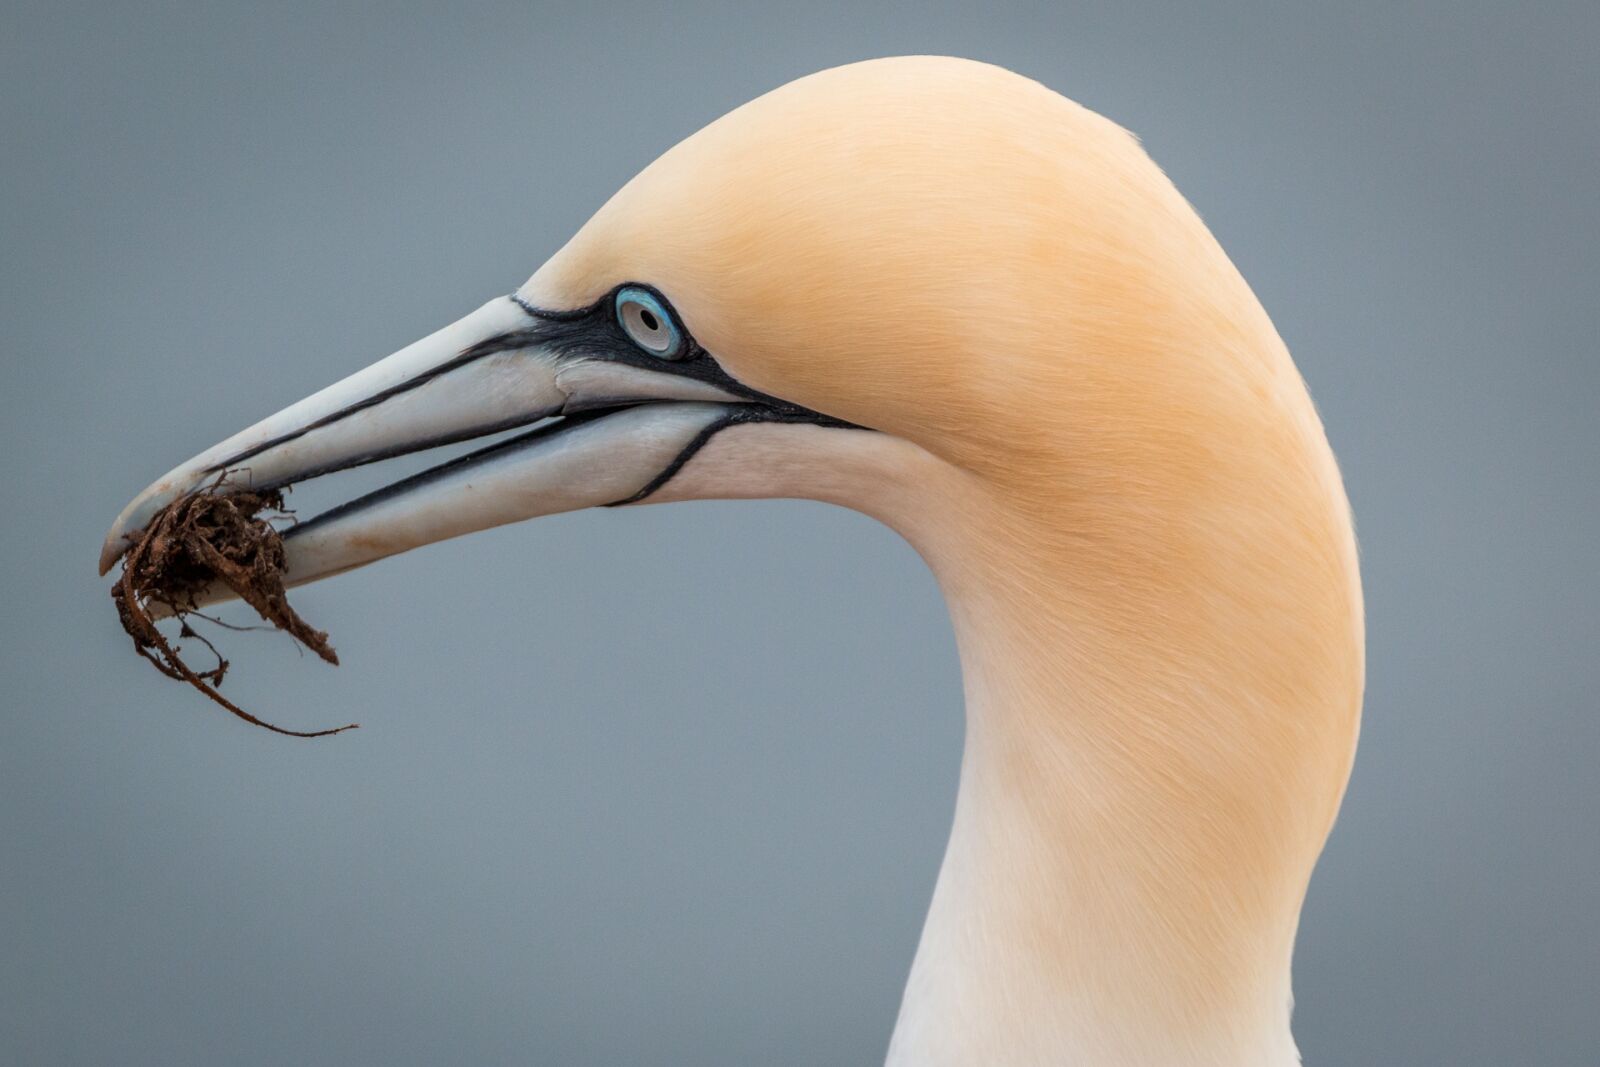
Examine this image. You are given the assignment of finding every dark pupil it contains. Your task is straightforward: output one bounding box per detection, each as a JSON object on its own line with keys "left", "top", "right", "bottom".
{"left": 638, "top": 308, "right": 660, "bottom": 331}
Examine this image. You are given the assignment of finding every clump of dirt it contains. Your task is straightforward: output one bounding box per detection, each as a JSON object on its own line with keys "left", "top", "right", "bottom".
{"left": 110, "top": 478, "right": 357, "bottom": 738}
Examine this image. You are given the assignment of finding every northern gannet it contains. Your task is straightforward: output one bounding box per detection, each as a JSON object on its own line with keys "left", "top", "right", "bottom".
{"left": 102, "top": 57, "right": 1364, "bottom": 1067}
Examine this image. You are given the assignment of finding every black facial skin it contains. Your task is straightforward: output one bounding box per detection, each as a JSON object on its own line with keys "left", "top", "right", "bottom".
{"left": 501, "top": 283, "right": 844, "bottom": 422}
{"left": 501, "top": 284, "right": 858, "bottom": 504}
{"left": 207, "top": 284, "right": 857, "bottom": 539}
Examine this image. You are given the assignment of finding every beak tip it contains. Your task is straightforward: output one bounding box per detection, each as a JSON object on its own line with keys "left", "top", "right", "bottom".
{"left": 101, "top": 483, "right": 164, "bottom": 577}
{"left": 102, "top": 468, "right": 205, "bottom": 578}
{"left": 101, "top": 505, "right": 140, "bottom": 577}
{"left": 98, "top": 539, "right": 122, "bottom": 576}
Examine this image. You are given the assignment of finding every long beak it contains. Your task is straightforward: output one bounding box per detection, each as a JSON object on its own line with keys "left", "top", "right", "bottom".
{"left": 100, "top": 295, "right": 745, "bottom": 599}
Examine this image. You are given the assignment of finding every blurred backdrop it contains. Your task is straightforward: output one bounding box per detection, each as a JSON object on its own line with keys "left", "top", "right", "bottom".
{"left": 2, "top": 3, "right": 1596, "bottom": 1064}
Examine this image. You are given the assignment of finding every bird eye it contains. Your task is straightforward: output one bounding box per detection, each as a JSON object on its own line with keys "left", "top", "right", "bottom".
{"left": 615, "top": 287, "right": 683, "bottom": 359}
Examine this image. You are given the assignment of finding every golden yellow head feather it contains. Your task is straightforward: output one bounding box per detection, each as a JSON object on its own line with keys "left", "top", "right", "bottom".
{"left": 525, "top": 58, "right": 1363, "bottom": 1061}
{"left": 526, "top": 54, "right": 1361, "bottom": 824}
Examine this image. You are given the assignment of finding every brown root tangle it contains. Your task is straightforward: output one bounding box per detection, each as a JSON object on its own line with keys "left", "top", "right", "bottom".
{"left": 110, "top": 478, "right": 357, "bottom": 738}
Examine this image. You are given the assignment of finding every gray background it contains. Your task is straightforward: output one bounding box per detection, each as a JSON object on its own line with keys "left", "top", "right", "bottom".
{"left": 3, "top": 2, "right": 1595, "bottom": 1064}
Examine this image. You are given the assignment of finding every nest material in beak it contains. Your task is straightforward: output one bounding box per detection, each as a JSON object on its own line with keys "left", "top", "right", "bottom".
{"left": 109, "top": 477, "right": 357, "bottom": 738}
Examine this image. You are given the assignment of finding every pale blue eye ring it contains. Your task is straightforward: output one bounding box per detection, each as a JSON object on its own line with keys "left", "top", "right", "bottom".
{"left": 615, "top": 287, "right": 684, "bottom": 359}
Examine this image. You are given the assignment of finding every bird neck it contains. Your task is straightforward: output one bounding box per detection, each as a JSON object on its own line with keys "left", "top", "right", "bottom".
{"left": 886, "top": 596, "right": 1297, "bottom": 1066}
{"left": 878, "top": 472, "right": 1360, "bottom": 1067}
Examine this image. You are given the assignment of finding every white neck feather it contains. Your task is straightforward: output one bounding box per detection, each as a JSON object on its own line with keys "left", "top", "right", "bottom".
{"left": 883, "top": 590, "right": 1302, "bottom": 1067}
{"left": 862, "top": 447, "right": 1342, "bottom": 1067}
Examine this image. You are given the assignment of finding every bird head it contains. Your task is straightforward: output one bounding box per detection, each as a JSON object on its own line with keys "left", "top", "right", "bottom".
{"left": 101, "top": 57, "right": 1357, "bottom": 729}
